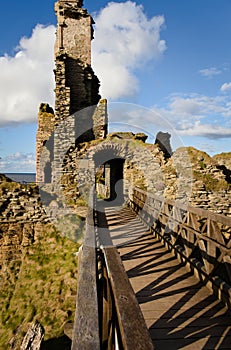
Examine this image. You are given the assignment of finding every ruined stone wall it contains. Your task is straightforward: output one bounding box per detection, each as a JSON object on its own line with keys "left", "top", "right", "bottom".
{"left": 54, "top": 1, "right": 91, "bottom": 64}
{"left": 52, "top": 113, "right": 76, "bottom": 183}
{"left": 54, "top": 0, "right": 101, "bottom": 122}
{"left": 189, "top": 163, "right": 231, "bottom": 216}
{"left": 52, "top": 100, "right": 108, "bottom": 184}
{"left": 52, "top": 0, "right": 104, "bottom": 183}
{"left": 93, "top": 99, "right": 108, "bottom": 139}
{"left": 36, "top": 104, "right": 55, "bottom": 183}
{"left": 58, "top": 135, "right": 231, "bottom": 217}
{"left": 61, "top": 135, "right": 167, "bottom": 207}
{"left": 0, "top": 177, "right": 48, "bottom": 268}
{"left": 213, "top": 153, "right": 231, "bottom": 171}
{"left": 163, "top": 147, "right": 231, "bottom": 216}
{"left": 37, "top": 1, "right": 106, "bottom": 184}
{"left": 54, "top": 55, "right": 71, "bottom": 122}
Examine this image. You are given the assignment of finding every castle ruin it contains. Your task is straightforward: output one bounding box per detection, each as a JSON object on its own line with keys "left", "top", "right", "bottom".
{"left": 36, "top": 0, "right": 107, "bottom": 183}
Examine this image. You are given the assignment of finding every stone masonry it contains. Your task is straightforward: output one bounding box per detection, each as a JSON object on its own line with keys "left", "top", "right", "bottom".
{"left": 0, "top": 175, "right": 48, "bottom": 268}
{"left": 54, "top": 0, "right": 101, "bottom": 121}
{"left": 36, "top": 0, "right": 107, "bottom": 183}
{"left": 36, "top": 104, "right": 55, "bottom": 183}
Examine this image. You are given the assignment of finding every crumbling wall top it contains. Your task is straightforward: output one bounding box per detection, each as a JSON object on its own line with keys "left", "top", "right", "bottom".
{"left": 55, "top": 0, "right": 90, "bottom": 25}
{"left": 56, "top": 0, "right": 84, "bottom": 13}
{"left": 58, "top": 0, "right": 83, "bottom": 7}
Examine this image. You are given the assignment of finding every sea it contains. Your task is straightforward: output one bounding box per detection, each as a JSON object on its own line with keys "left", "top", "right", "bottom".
{"left": 4, "top": 173, "right": 36, "bottom": 184}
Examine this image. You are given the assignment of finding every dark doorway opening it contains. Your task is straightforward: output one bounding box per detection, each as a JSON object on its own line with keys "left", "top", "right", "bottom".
{"left": 107, "top": 159, "right": 124, "bottom": 204}
{"left": 96, "top": 158, "right": 125, "bottom": 205}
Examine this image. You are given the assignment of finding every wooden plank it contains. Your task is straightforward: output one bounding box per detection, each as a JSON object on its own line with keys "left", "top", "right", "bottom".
{"left": 148, "top": 326, "right": 231, "bottom": 340}
{"left": 151, "top": 336, "right": 231, "bottom": 350}
{"left": 71, "top": 243, "right": 100, "bottom": 350}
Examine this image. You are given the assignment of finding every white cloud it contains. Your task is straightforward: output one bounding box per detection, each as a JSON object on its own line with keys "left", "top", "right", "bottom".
{"left": 169, "top": 97, "right": 204, "bottom": 117}
{"left": 0, "top": 2, "right": 229, "bottom": 148}
{"left": 0, "top": 24, "right": 55, "bottom": 126}
{"left": 196, "top": 143, "right": 217, "bottom": 155}
{"left": 199, "top": 67, "right": 222, "bottom": 78}
{"left": 0, "top": 2, "right": 166, "bottom": 125}
{"left": 105, "top": 91, "right": 231, "bottom": 143}
{"left": 168, "top": 94, "right": 231, "bottom": 118}
{"left": 92, "top": 1, "right": 166, "bottom": 99}
{"left": 177, "top": 122, "right": 231, "bottom": 139}
{"left": 150, "top": 93, "right": 231, "bottom": 140}
{"left": 220, "top": 82, "right": 231, "bottom": 92}
{"left": 0, "top": 152, "right": 36, "bottom": 172}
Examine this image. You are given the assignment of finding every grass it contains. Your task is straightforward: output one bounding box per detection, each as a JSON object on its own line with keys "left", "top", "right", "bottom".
{"left": 177, "top": 147, "right": 231, "bottom": 191}
{"left": 193, "top": 171, "right": 230, "bottom": 191}
{"left": 213, "top": 152, "right": 231, "bottom": 160}
{"left": 0, "top": 223, "right": 80, "bottom": 350}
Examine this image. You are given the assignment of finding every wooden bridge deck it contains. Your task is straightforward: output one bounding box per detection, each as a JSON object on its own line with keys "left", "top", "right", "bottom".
{"left": 98, "top": 204, "right": 231, "bottom": 350}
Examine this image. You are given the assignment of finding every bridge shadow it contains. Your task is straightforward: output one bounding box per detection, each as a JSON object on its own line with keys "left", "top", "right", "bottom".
{"left": 41, "top": 335, "right": 71, "bottom": 350}
{"left": 121, "top": 236, "right": 231, "bottom": 349}
{"left": 105, "top": 205, "right": 231, "bottom": 350}
{"left": 148, "top": 296, "right": 231, "bottom": 349}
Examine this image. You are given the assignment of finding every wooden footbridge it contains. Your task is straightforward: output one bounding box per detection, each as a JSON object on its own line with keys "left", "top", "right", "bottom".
{"left": 71, "top": 188, "right": 231, "bottom": 350}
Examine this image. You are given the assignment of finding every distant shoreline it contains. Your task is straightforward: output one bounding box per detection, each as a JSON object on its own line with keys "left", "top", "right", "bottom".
{"left": 3, "top": 173, "right": 36, "bottom": 184}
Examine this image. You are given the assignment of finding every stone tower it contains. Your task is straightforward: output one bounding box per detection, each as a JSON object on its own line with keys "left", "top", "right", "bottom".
{"left": 54, "top": 0, "right": 101, "bottom": 122}
{"left": 36, "top": 0, "right": 107, "bottom": 183}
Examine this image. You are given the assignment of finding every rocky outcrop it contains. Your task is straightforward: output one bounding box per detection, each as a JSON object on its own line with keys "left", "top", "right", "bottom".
{"left": 213, "top": 152, "right": 231, "bottom": 171}
{"left": 164, "top": 147, "right": 231, "bottom": 216}
{"left": 0, "top": 173, "right": 79, "bottom": 349}
{"left": 20, "top": 322, "right": 44, "bottom": 350}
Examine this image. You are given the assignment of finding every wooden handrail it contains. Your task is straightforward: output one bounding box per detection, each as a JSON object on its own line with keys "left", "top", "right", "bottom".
{"left": 99, "top": 245, "right": 154, "bottom": 350}
{"left": 132, "top": 187, "right": 231, "bottom": 224}
{"left": 71, "top": 194, "right": 100, "bottom": 350}
{"left": 72, "top": 192, "right": 153, "bottom": 349}
{"left": 129, "top": 187, "right": 231, "bottom": 307}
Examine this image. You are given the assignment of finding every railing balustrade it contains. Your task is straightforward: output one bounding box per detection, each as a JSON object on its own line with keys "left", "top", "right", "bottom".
{"left": 72, "top": 192, "right": 154, "bottom": 349}
{"left": 129, "top": 187, "right": 231, "bottom": 307}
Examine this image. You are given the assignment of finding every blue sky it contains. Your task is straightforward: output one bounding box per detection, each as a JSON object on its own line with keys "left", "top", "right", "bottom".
{"left": 0, "top": 0, "right": 231, "bottom": 172}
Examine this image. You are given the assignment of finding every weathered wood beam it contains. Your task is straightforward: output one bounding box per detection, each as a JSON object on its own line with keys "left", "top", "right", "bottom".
{"left": 102, "top": 245, "right": 154, "bottom": 350}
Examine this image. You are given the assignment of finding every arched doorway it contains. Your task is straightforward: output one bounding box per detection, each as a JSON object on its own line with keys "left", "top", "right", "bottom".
{"left": 74, "top": 139, "right": 165, "bottom": 208}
